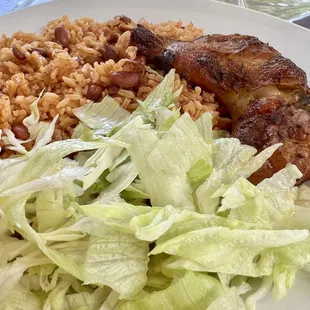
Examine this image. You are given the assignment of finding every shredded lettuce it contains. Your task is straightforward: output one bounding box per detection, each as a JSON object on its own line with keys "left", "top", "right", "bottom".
{"left": 84, "top": 232, "right": 149, "bottom": 299}
{"left": 147, "top": 113, "right": 212, "bottom": 175}
{"left": 120, "top": 272, "right": 225, "bottom": 310}
{"left": 1, "top": 282, "right": 42, "bottom": 310}
{"left": 135, "top": 69, "right": 182, "bottom": 123}
{"left": 150, "top": 227, "right": 308, "bottom": 277}
{"left": 73, "top": 96, "right": 131, "bottom": 136}
{"left": 1, "top": 69, "right": 310, "bottom": 310}
{"left": 207, "top": 284, "right": 251, "bottom": 310}
{"left": 245, "top": 276, "right": 274, "bottom": 310}
{"left": 129, "top": 205, "right": 193, "bottom": 242}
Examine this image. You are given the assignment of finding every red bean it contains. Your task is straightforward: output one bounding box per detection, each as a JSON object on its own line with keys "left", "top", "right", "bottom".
{"left": 54, "top": 26, "right": 69, "bottom": 48}
{"left": 12, "top": 46, "right": 26, "bottom": 60}
{"left": 99, "top": 45, "right": 119, "bottom": 62}
{"left": 11, "top": 124, "right": 30, "bottom": 140}
{"left": 111, "top": 71, "right": 141, "bottom": 89}
{"left": 11, "top": 230, "right": 23, "bottom": 240}
{"left": 83, "top": 56, "right": 101, "bottom": 65}
{"left": 86, "top": 84, "right": 103, "bottom": 101}
{"left": 115, "top": 15, "right": 132, "bottom": 24}
{"left": 107, "top": 86, "right": 119, "bottom": 95}
{"left": 104, "top": 29, "right": 119, "bottom": 44}
{"left": 107, "top": 33, "right": 119, "bottom": 44}
{"left": 31, "top": 48, "right": 47, "bottom": 57}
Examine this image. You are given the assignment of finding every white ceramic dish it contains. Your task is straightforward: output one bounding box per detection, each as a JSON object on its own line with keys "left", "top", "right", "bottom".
{"left": 1, "top": 0, "right": 310, "bottom": 308}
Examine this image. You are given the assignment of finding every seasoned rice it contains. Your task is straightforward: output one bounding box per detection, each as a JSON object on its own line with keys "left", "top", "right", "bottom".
{"left": 0, "top": 15, "right": 231, "bottom": 155}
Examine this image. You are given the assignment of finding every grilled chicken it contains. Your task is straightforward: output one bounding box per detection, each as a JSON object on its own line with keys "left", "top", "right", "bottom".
{"left": 131, "top": 25, "right": 310, "bottom": 184}
{"left": 233, "top": 97, "right": 310, "bottom": 184}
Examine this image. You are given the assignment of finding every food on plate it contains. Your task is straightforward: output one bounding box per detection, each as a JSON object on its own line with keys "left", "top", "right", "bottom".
{"left": 1, "top": 15, "right": 310, "bottom": 310}
{"left": 131, "top": 25, "right": 310, "bottom": 184}
{"left": 0, "top": 15, "right": 224, "bottom": 157}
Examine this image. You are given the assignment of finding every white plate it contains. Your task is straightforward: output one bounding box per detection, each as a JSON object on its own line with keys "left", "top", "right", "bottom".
{"left": 1, "top": 0, "right": 310, "bottom": 308}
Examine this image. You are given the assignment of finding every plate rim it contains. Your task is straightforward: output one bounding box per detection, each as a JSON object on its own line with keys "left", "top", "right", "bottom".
{"left": 0, "top": 2, "right": 310, "bottom": 308}
{"left": 2, "top": 0, "right": 310, "bottom": 35}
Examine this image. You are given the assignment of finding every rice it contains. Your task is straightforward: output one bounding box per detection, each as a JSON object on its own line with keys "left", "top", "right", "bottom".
{"left": 0, "top": 15, "right": 231, "bottom": 154}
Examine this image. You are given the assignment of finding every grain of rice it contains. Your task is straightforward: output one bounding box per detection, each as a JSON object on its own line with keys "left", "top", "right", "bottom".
{"left": 118, "top": 89, "right": 135, "bottom": 99}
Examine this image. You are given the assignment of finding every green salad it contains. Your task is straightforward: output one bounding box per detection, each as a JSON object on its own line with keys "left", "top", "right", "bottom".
{"left": 1, "top": 69, "right": 310, "bottom": 310}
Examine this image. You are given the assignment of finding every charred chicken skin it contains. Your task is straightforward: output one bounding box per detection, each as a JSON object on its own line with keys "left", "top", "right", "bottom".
{"left": 131, "top": 25, "right": 310, "bottom": 184}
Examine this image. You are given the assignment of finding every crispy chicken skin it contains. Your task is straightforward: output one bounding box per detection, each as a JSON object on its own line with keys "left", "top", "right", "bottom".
{"left": 233, "top": 97, "right": 310, "bottom": 184}
{"left": 131, "top": 25, "right": 310, "bottom": 183}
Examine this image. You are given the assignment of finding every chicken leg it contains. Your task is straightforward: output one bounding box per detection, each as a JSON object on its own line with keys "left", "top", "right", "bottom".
{"left": 131, "top": 25, "right": 310, "bottom": 184}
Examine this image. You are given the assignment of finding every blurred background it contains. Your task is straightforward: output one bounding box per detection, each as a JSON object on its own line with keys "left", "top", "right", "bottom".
{"left": 1, "top": 0, "right": 310, "bottom": 25}
{"left": 224, "top": 0, "right": 310, "bottom": 20}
